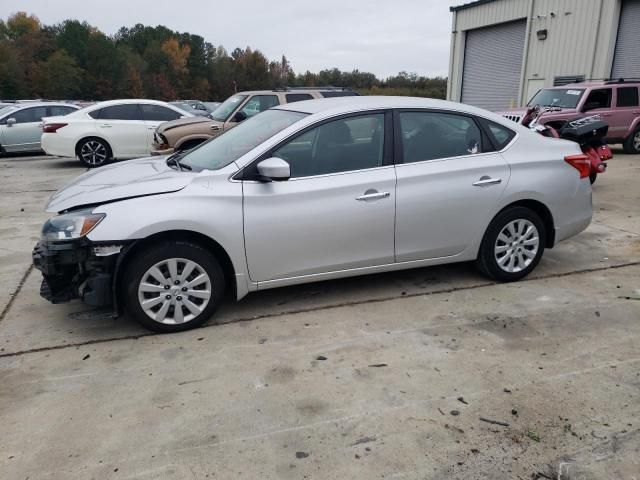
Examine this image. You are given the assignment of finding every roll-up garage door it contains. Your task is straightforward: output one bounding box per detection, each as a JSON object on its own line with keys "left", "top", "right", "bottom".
{"left": 461, "top": 20, "right": 526, "bottom": 111}
{"left": 611, "top": 0, "right": 640, "bottom": 79}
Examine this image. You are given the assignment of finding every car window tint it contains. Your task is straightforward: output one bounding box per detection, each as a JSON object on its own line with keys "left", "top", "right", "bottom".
{"left": 48, "top": 106, "right": 76, "bottom": 116}
{"left": 616, "top": 87, "right": 639, "bottom": 108}
{"left": 285, "top": 93, "right": 313, "bottom": 103}
{"left": 240, "top": 95, "right": 280, "bottom": 118}
{"left": 273, "top": 113, "right": 384, "bottom": 178}
{"left": 320, "top": 91, "right": 359, "bottom": 98}
{"left": 584, "top": 88, "right": 612, "bottom": 109}
{"left": 399, "top": 111, "right": 483, "bottom": 163}
{"left": 140, "top": 104, "right": 182, "bottom": 121}
{"left": 97, "top": 104, "right": 141, "bottom": 120}
{"left": 486, "top": 120, "right": 516, "bottom": 150}
{"left": 11, "top": 106, "right": 47, "bottom": 124}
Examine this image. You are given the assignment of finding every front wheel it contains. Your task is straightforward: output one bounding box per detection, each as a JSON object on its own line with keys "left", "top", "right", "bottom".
{"left": 476, "top": 206, "right": 546, "bottom": 282}
{"left": 123, "top": 241, "right": 226, "bottom": 333}
{"left": 77, "top": 138, "right": 111, "bottom": 168}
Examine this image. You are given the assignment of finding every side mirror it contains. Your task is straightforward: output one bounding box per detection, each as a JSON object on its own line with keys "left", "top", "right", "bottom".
{"left": 256, "top": 157, "right": 290, "bottom": 181}
{"left": 6, "top": 118, "right": 16, "bottom": 127}
{"left": 233, "top": 111, "right": 248, "bottom": 123}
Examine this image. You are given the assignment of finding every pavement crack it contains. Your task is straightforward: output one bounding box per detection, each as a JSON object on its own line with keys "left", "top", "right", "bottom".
{"left": 1, "top": 260, "right": 639, "bottom": 359}
{"left": 0, "top": 264, "right": 34, "bottom": 324}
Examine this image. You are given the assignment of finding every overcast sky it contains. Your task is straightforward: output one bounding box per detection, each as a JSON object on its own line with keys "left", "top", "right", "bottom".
{"left": 0, "top": 0, "right": 460, "bottom": 78}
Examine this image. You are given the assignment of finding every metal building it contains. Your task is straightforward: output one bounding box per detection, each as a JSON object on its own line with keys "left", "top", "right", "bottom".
{"left": 447, "top": 0, "right": 640, "bottom": 111}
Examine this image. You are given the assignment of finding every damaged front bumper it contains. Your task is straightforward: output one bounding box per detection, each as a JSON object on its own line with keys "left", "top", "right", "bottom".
{"left": 32, "top": 239, "right": 125, "bottom": 307}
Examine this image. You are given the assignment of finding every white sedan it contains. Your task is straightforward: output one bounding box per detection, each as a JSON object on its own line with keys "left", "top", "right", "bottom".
{"left": 41, "top": 99, "right": 193, "bottom": 167}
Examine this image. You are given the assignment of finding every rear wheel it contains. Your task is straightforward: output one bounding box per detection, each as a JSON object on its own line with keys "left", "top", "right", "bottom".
{"left": 123, "top": 241, "right": 225, "bottom": 333}
{"left": 476, "top": 206, "right": 546, "bottom": 282}
{"left": 77, "top": 138, "right": 111, "bottom": 167}
{"left": 623, "top": 127, "right": 640, "bottom": 154}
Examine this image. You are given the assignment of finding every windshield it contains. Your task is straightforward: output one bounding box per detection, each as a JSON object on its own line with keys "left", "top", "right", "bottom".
{"left": 181, "top": 109, "right": 307, "bottom": 171}
{"left": 527, "top": 88, "right": 585, "bottom": 108}
{"left": 210, "top": 94, "right": 248, "bottom": 122}
{"left": 0, "top": 106, "right": 18, "bottom": 118}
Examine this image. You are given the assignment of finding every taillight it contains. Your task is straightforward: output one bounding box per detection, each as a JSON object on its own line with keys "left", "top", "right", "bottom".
{"left": 564, "top": 154, "right": 591, "bottom": 179}
{"left": 43, "top": 123, "right": 67, "bottom": 133}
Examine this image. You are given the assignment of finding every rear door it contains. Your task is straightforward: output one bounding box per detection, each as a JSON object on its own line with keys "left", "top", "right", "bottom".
{"left": 394, "top": 110, "right": 511, "bottom": 261}
{"left": 612, "top": 86, "right": 640, "bottom": 139}
{"left": 93, "top": 104, "right": 147, "bottom": 157}
{"left": 1, "top": 106, "right": 48, "bottom": 152}
{"left": 139, "top": 104, "right": 184, "bottom": 153}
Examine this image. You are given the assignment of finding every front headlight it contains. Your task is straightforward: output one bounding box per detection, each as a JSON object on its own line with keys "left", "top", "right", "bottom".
{"left": 42, "top": 209, "right": 106, "bottom": 241}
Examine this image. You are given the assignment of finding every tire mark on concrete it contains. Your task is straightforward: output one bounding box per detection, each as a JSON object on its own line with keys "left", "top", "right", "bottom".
{"left": 1, "top": 260, "right": 639, "bottom": 359}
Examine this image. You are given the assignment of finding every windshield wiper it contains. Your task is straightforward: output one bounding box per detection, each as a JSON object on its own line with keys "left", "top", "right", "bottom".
{"left": 166, "top": 153, "right": 192, "bottom": 171}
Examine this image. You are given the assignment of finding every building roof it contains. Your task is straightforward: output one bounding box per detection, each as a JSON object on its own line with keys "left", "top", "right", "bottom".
{"left": 450, "top": 0, "right": 499, "bottom": 12}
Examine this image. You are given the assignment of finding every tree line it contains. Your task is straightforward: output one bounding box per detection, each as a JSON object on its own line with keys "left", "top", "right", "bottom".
{"left": 0, "top": 12, "right": 447, "bottom": 102}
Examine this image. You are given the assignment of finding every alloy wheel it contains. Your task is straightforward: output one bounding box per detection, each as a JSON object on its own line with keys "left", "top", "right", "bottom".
{"left": 494, "top": 219, "right": 540, "bottom": 273}
{"left": 137, "top": 258, "right": 212, "bottom": 325}
{"left": 634, "top": 131, "right": 640, "bottom": 150}
{"left": 80, "top": 140, "right": 107, "bottom": 165}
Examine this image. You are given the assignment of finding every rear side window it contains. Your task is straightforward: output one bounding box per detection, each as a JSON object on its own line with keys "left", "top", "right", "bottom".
{"left": 616, "top": 87, "right": 639, "bottom": 107}
{"left": 285, "top": 93, "right": 313, "bottom": 103}
{"left": 92, "top": 104, "right": 141, "bottom": 120}
{"left": 140, "top": 104, "right": 182, "bottom": 121}
{"left": 320, "top": 91, "right": 359, "bottom": 98}
{"left": 398, "top": 111, "right": 484, "bottom": 163}
{"left": 485, "top": 120, "right": 516, "bottom": 150}
{"left": 48, "top": 106, "right": 76, "bottom": 116}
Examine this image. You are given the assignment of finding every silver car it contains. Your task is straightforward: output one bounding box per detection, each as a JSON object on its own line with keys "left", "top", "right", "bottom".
{"left": 0, "top": 102, "right": 79, "bottom": 154}
{"left": 33, "top": 97, "right": 592, "bottom": 332}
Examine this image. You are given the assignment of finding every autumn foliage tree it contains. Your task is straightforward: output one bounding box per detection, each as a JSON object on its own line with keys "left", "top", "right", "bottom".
{"left": 0, "top": 12, "right": 447, "bottom": 101}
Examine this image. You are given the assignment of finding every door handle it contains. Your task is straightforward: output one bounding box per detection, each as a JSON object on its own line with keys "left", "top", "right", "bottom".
{"left": 473, "top": 177, "right": 502, "bottom": 187}
{"left": 99, "top": 124, "right": 112, "bottom": 128}
{"left": 356, "top": 191, "right": 391, "bottom": 201}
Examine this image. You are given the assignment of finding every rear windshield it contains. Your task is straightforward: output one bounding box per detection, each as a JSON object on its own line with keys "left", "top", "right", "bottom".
{"left": 181, "top": 109, "right": 307, "bottom": 171}
{"left": 527, "top": 88, "right": 585, "bottom": 108}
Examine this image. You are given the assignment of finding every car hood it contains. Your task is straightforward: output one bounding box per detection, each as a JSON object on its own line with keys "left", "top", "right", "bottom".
{"left": 46, "top": 157, "right": 195, "bottom": 213}
{"left": 156, "top": 116, "right": 220, "bottom": 133}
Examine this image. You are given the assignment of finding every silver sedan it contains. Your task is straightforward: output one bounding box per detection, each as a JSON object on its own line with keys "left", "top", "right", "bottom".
{"left": 34, "top": 96, "right": 592, "bottom": 332}
{"left": 0, "top": 102, "right": 78, "bottom": 154}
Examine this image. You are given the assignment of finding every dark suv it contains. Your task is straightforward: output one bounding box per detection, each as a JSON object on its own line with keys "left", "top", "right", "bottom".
{"left": 498, "top": 80, "right": 640, "bottom": 154}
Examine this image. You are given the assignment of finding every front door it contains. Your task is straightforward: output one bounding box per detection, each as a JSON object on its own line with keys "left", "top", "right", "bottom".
{"left": 2, "top": 106, "right": 48, "bottom": 152}
{"left": 394, "top": 110, "right": 511, "bottom": 261}
{"left": 242, "top": 112, "right": 395, "bottom": 283}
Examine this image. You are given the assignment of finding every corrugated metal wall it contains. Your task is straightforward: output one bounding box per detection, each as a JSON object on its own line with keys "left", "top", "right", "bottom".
{"left": 611, "top": 0, "right": 640, "bottom": 78}
{"left": 448, "top": 0, "right": 622, "bottom": 108}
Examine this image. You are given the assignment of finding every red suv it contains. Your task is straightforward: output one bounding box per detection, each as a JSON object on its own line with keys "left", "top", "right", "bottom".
{"left": 498, "top": 80, "right": 640, "bottom": 154}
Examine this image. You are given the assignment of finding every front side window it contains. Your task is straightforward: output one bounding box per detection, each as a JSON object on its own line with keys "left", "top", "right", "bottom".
{"left": 399, "top": 111, "right": 483, "bottom": 163}
{"left": 239, "top": 95, "right": 280, "bottom": 118}
{"left": 140, "top": 104, "right": 182, "bottom": 121}
{"left": 527, "top": 88, "right": 585, "bottom": 108}
{"left": 181, "top": 109, "right": 306, "bottom": 172}
{"left": 272, "top": 113, "right": 385, "bottom": 178}
{"left": 616, "top": 87, "right": 639, "bottom": 108}
{"left": 12, "top": 106, "right": 47, "bottom": 124}
{"left": 94, "top": 104, "right": 142, "bottom": 120}
{"left": 583, "top": 88, "right": 612, "bottom": 110}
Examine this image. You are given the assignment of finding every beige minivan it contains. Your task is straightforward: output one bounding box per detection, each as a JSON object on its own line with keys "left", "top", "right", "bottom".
{"left": 151, "top": 87, "right": 359, "bottom": 155}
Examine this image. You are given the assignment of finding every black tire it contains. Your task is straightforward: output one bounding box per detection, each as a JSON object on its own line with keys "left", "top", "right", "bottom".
{"left": 623, "top": 126, "right": 640, "bottom": 154}
{"left": 589, "top": 172, "right": 597, "bottom": 184}
{"left": 123, "top": 241, "right": 225, "bottom": 333}
{"left": 77, "top": 137, "right": 112, "bottom": 168}
{"left": 476, "top": 206, "right": 546, "bottom": 282}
